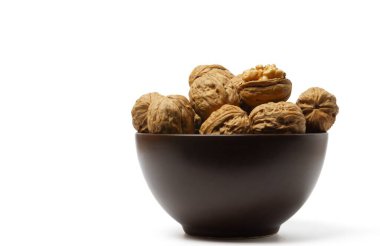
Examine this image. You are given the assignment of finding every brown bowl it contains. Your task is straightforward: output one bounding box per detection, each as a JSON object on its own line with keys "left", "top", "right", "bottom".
{"left": 135, "top": 133, "right": 328, "bottom": 238}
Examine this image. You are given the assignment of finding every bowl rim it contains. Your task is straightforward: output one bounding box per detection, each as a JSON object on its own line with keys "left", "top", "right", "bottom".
{"left": 135, "top": 132, "right": 328, "bottom": 137}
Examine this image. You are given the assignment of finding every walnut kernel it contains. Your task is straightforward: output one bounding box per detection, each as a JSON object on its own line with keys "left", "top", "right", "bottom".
{"left": 242, "top": 64, "right": 285, "bottom": 82}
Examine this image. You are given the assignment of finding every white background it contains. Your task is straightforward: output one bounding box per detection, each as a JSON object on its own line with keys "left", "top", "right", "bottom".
{"left": 1, "top": 0, "right": 379, "bottom": 245}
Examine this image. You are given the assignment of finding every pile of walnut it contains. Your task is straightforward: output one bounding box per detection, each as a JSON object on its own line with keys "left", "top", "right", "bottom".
{"left": 132, "top": 64, "right": 339, "bottom": 134}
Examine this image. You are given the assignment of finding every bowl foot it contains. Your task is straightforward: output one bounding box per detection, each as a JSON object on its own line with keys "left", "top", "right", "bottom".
{"left": 183, "top": 225, "right": 280, "bottom": 238}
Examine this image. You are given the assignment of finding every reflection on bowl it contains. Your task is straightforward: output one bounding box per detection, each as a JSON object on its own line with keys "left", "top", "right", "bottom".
{"left": 135, "top": 133, "right": 328, "bottom": 238}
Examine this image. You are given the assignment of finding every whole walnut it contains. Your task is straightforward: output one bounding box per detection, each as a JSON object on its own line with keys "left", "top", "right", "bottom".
{"left": 296, "top": 87, "right": 339, "bottom": 133}
{"left": 239, "top": 64, "right": 292, "bottom": 109}
{"left": 249, "top": 102, "right": 306, "bottom": 134}
{"left": 200, "top": 104, "right": 250, "bottom": 135}
{"left": 189, "top": 64, "right": 234, "bottom": 86}
{"left": 131, "top": 92, "right": 164, "bottom": 133}
{"left": 167, "top": 95, "right": 196, "bottom": 134}
{"left": 147, "top": 95, "right": 195, "bottom": 134}
{"left": 189, "top": 74, "right": 239, "bottom": 121}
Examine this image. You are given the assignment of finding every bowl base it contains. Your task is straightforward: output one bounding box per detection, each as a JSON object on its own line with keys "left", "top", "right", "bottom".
{"left": 183, "top": 225, "right": 280, "bottom": 238}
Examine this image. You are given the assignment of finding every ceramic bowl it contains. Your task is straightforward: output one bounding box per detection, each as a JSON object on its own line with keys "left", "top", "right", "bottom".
{"left": 135, "top": 133, "right": 328, "bottom": 238}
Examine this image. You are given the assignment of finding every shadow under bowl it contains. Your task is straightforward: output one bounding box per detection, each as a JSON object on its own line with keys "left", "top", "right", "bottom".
{"left": 135, "top": 133, "right": 328, "bottom": 238}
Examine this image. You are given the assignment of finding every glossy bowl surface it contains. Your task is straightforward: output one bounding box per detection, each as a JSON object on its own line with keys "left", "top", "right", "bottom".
{"left": 135, "top": 133, "right": 328, "bottom": 237}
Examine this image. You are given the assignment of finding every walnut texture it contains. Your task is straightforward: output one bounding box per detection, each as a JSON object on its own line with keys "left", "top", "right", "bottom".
{"left": 189, "top": 64, "right": 234, "bottom": 86}
{"left": 167, "top": 95, "right": 196, "bottom": 134}
{"left": 229, "top": 75, "right": 245, "bottom": 89}
{"left": 131, "top": 92, "right": 164, "bottom": 133}
{"left": 200, "top": 105, "right": 249, "bottom": 135}
{"left": 296, "top": 87, "right": 339, "bottom": 132}
{"left": 242, "top": 64, "right": 285, "bottom": 82}
{"left": 147, "top": 95, "right": 195, "bottom": 134}
{"left": 189, "top": 74, "right": 239, "bottom": 121}
{"left": 249, "top": 102, "right": 306, "bottom": 134}
{"left": 239, "top": 64, "right": 292, "bottom": 109}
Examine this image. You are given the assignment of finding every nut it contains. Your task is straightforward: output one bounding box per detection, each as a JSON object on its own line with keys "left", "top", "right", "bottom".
{"left": 229, "top": 75, "right": 255, "bottom": 113}
{"left": 249, "top": 102, "right": 306, "bottom": 134}
{"left": 147, "top": 95, "right": 195, "bottom": 134}
{"left": 200, "top": 104, "right": 250, "bottom": 135}
{"left": 131, "top": 92, "right": 164, "bottom": 133}
{"left": 239, "top": 64, "right": 292, "bottom": 109}
{"left": 189, "top": 64, "right": 234, "bottom": 86}
{"left": 242, "top": 64, "right": 285, "bottom": 82}
{"left": 189, "top": 74, "right": 239, "bottom": 121}
{"left": 229, "top": 75, "right": 245, "bottom": 90}
{"left": 167, "top": 95, "right": 196, "bottom": 134}
{"left": 296, "top": 87, "right": 339, "bottom": 132}
{"left": 224, "top": 78, "right": 240, "bottom": 106}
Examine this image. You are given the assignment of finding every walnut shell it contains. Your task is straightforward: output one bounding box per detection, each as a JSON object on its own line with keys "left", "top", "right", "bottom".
{"left": 229, "top": 75, "right": 245, "bottom": 90}
{"left": 189, "top": 64, "right": 234, "bottom": 86}
{"left": 167, "top": 95, "right": 196, "bottom": 134}
{"left": 189, "top": 74, "right": 239, "bottom": 121}
{"left": 238, "top": 65, "right": 292, "bottom": 109}
{"left": 200, "top": 105, "right": 250, "bottom": 135}
{"left": 249, "top": 102, "right": 306, "bottom": 134}
{"left": 296, "top": 87, "right": 339, "bottom": 133}
{"left": 239, "top": 78, "right": 292, "bottom": 108}
{"left": 131, "top": 92, "right": 163, "bottom": 133}
{"left": 147, "top": 96, "right": 195, "bottom": 134}
{"left": 224, "top": 78, "right": 240, "bottom": 106}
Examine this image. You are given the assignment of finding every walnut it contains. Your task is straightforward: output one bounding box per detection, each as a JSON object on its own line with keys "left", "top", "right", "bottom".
{"left": 189, "top": 64, "right": 234, "bottom": 86}
{"left": 242, "top": 64, "right": 285, "bottom": 82}
{"left": 239, "top": 64, "right": 292, "bottom": 109}
{"left": 189, "top": 74, "right": 239, "bottom": 121}
{"left": 167, "top": 95, "right": 196, "bottom": 134}
{"left": 224, "top": 78, "right": 240, "bottom": 106}
{"left": 200, "top": 105, "right": 249, "bottom": 135}
{"left": 296, "top": 87, "right": 339, "bottom": 133}
{"left": 249, "top": 102, "right": 306, "bottom": 134}
{"left": 229, "top": 75, "right": 254, "bottom": 113}
{"left": 229, "top": 75, "right": 245, "bottom": 89}
{"left": 131, "top": 92, "right": 164, "bottom": 133}
{"left": 147, "top": 95, "right": 195, "bottom": 134}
